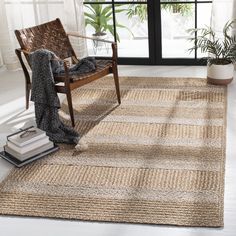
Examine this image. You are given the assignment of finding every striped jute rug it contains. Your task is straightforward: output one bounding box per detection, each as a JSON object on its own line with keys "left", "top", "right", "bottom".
{"left": 0, "top": 77, "right": 227, "bottom": 227}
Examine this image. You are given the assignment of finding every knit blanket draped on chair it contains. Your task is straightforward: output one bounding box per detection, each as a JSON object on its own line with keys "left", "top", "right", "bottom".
{"left": 29, "top": 49, "right": 96, "bottom": 144}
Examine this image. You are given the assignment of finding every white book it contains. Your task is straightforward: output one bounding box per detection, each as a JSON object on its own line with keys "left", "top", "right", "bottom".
{"left": 4, "top": 141, "right": 54, "bottom": 161}
{"left": 6, "top": 136, "right": 50, "bottom": 154}
{"left": 8, "top": 127, "right": 46, "bottom": 147}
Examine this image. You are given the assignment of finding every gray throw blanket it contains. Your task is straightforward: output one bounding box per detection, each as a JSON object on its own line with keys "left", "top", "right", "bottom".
{"left": 52, "top": 54, "right": 96, "bottom": 75}
{"left": 29, "top": 49, "right": 96, "bottom": 144}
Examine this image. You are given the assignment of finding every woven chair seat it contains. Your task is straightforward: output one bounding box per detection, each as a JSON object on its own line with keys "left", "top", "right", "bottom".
{"left": 55, "top": 60, "right": 112, "bottom": 82}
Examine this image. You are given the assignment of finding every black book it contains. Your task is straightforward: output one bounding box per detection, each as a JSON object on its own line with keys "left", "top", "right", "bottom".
{"left": 0, "top": 144, "right": 59, "bottom": 168}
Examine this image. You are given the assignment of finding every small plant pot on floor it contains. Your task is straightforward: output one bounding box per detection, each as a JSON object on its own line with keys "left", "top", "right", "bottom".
{"left": 187, "top": 20, "right": 236, "bottom": 86}
{"left": 207, "top": 63, "right": 234, "bottom": 85}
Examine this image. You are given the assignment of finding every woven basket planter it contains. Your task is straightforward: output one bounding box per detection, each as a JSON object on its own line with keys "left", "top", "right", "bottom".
{"left": 207, "top": 63, "right": 234, "bottom": 85}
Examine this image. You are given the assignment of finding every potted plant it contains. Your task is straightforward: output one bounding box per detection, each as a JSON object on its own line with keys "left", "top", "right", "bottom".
{"left": 188, "top": 20, "right": 236, "bottom": 85}
{"left": 84, "top": 0, "right": 132, "bottom": 42}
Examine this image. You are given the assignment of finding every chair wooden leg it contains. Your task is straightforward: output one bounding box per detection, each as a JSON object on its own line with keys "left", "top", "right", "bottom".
{"left": 26, "top": 83, "right": 30, "bottom": 109}
{"left": 66, "top": 90, "right": 75, "bottom": 127}
{"left": 113, "top": 65, "right": 121, "bottom": 104}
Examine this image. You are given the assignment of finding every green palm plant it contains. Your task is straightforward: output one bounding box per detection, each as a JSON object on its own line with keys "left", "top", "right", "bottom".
{"left": 84, "top": 0, "right": 132, "bottom": 42}
{"left": 127, "top": 1, "right": 147, "bottom": 23}
{"left": 161, "top": 1, "right": 192, "bottom": 16}
{"left": 187, "top": 20, "right": 236, "bottom": 65}
{"left": 126, "top": 0, "right": 193, "bottom": 23}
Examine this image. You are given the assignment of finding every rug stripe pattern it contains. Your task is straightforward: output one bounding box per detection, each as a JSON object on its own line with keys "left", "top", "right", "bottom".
{"left": 0, "top": 76, "right": 227, "bottom": 227}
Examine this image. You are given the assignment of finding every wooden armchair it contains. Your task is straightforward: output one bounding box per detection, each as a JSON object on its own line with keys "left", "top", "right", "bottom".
{"left": 14, "top": 18, "right": 121, "bottom": 127}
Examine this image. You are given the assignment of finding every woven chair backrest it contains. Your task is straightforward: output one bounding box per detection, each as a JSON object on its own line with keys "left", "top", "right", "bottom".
{"left": 15, "top": 18, "right": 75, "bottom": 61}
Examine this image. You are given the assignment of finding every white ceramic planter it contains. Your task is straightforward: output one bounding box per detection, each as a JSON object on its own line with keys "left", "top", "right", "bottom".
{"left": 207, "top": 63, "right": 234, "bottom": 85}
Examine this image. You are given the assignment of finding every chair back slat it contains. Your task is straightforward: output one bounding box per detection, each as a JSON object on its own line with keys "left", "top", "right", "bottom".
{"left": 15, "top": 18, "right": 75, "bottom": 60}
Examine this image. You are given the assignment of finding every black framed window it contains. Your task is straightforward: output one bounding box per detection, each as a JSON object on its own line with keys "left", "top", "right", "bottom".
{"left": 83, "top": 0, "right": 212, "bottom": 65}
{"left": 158, "top": 0, "right": 212, "bottom": 65}
{"left": 83, "top": 0, "right": 149, "bottom": 64}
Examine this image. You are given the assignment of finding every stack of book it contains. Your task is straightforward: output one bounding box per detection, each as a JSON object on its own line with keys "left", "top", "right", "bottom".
{"left": 0, "top": 126, "right": 59, "bottom": 167}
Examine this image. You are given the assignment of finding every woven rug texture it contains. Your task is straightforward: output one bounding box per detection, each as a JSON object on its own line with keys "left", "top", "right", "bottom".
{"left": 0, "top": 76, "right": 227, "bottom": 227}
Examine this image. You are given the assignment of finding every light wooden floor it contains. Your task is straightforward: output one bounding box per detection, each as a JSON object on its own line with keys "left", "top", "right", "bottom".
{"left": 0, "top": 66, "right": 235, "bottom": 236}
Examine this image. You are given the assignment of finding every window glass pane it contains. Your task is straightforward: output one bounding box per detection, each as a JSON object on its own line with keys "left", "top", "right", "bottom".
{"left": 115, "top": 4, "right": 149, "bottom": 57}
{"left": 160, "top": 0, "right": 193, "bottom": 2}
{"left": 161, "top": 3, "right": 195, "bottom": 58}
{"left": 84, "top": 3, "right": 114, "bottom": 57}
{"left": 197, "top": 3, "right": 212, "bottom": 58}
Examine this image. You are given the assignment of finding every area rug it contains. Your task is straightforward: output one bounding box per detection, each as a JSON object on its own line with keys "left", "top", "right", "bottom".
{"left": 0, "top": 76, "right": 227, "bottom": 227}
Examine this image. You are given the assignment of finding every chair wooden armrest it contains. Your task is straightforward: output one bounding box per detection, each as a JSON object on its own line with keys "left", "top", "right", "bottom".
{"left": 67, "top": 31, "right": 114, "bottom": 44}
